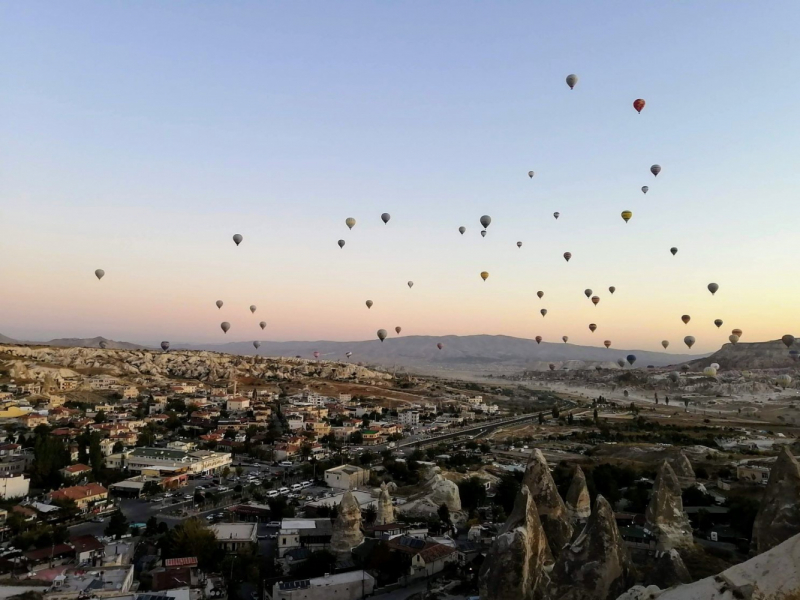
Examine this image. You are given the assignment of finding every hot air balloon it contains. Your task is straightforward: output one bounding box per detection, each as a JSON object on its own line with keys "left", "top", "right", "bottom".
{"left": 617, "top": 359, "right": 626, "bottom": 368}
{"left": 259, "top": 321, "right": 266, "bottom": 330}
{"left": 480, "top": 215, "right": 492, "bottom": 228}
{"left": 377, "top": 329, "right": 387, "bottom": 342}
{"left": 626, "top": 354, "right": 637, "bottom": 366}
{"left": 729, "top": 334, "right": 739, "bottom": 345}
{"left": 621, "top": 210, "right": 632, "bottom": 223}
{"left": 481, "top": 271, "right": 489, "bottom": 282}
{"left": 589, "top": 324, "right": 597, "bottom": 333}
{"left": 528, "top": 171, "right": 535, "bottom": 179}
{"left": 437, "top": 343, "right": 443, "bottom": 350}
{"left": 537, "top": 291, "right": 544, "bottom": 299}
{"left": 583, "top": 289, "right": 592, "bottom": 298}
{"left": 650, "top": 164, "right": 661, "bottom": 177}
{"left": 563, "top": 252, "right": 572, "bottom": 262}
{"left": 549, "top": 363, "right": 556, "bottom": 371}
{"left": 161, "top": 341, "right": 170, "bottom": 351}
{"left": 641, "top": 186, "right": 649, "bottom": 194}
{"left": 662, "top": 340, "right": 669, "bottom": 349}
{"left": 714, "top": 319, "right": 723, "bottom": 328}
{"left": 777, "top": 374, "right": 793, "bottom": 388}
{"left": 345, "top": 218, "right": 356, "bottom": 230}
{"left": 703, "top": 366, "right": 717, "bottom": 377}
{"left": 459, "top": 226, "right": 466, "bottom": 235}
{"left": 540, "top": 309, "right": 547, "bottom": 317}
{"left": 99, "top": 341, "right": 107, "bottom": 349}
{"left": 253, "top": 341, "right": 261, "bottom": 349}
{"left": 221, "top": 322, "right": 231, "bottom": 334}
{"left": 381, "top": 213, "right": 391, "bottom": 224}
{"left": 535, "top": 336, "right": 543, "bottom": 344}
{"left": 566, "top": 74, "right": 578, "bottom": 89}
{"left": 553, "top": 212, "right": 560, "bottom": 220}
{"left": 338, "top": 240, "right": 345, "bottom": 249}
{"left": 707, "top": 283, "right": 719, "bottom": 295}
{"left": 609, "top": 286, "right": 616, "bottom": 294}
{"left": 313, "top": 351, "right": 320, "bottom": 359}
{"left": 711, "top": 362, "right": 720, "bottom": 370}
{"left": 732, "top": 329, "right": 743, "bottom": 338}
{"left": 366, "top": 300, "right": 373, "bottom": 309}
{"left": 681, "top": 315, "right": 691, "bottom": 325}
{"left": 481, "top": 230, "right": 487, "bottom": 238}
{"left": 395, "top": 327, "right": 402, "bottom": 334}
{"left": 670, "top": 247, "right": 678, "bottom": 256}
{"left": 233, "top": 234, "right": 243, "bottom": 246}
{"left": 604, "top": 340, "right": 611, "bottom": 348}
{"left": 684, "top": 336, "right": 695, "bottom": 349}
{"left": 94, "top": 269, "right": 105, "bottom": 280}
{"left": 517, "top": 241, "right": 523, "bottom": 248}
{"left": 408, "top": 281, "right": 414, "bottom": 288}
{"left": 216, "top": 300, "right": 223, "bottom": 309}
{"left": 591, "top": 296, "right": 600, "bottom": 306}
{"left": 669, "top": 371, "right": 680, "bottom": 382}
{"left": 346, "top": 351, "right": 352, "bottom": 358}
{"left": 782, "top": 334, "right": 796, "bottom": 348}
{"left": 562, "top": 336, "right": 569, "bottom": 343}
{"left": 633, "top": 99, "right": 645, "bottom": 113}
{"left": 250, "top": 305, "right": 257, "bottom": 314}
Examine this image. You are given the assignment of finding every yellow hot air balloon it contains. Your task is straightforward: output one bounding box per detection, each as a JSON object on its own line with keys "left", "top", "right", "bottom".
{"left": 480, "top": 271, "right": 489, "bottom": 281}
{"left": 621, "top": 210, "right": 632, "bottom": 223}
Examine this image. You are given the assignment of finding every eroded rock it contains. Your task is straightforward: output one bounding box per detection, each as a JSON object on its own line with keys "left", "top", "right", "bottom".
{"left": 751, "top": 446, "right": 800, "bottom": 554}
{"left": 522, "top": 449, "right": 573, "bottom": 557}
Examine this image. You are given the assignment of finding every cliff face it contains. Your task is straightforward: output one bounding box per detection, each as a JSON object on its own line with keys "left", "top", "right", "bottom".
{"left": 566, "top": 465, "right": 592, "bottom": 523}
{"left": 550, "top": 495, "right": 636, "bottom": 600}
{"left": 751, "top": 446, "right": 800, "bottom": 554}
{"left": 479, "top": 485, "right": 550, "bottom": 600}
{"left": 522, "top": 449, "right": 573, "bottom": 557}
{"left": 329, "top": 491, "right": 364, "bottom": 555}
{"left": 397, "top": 466, "right": 462, "bottom": 518}
{"left": 683, "top": 338, "right": 799, "bottom": 371}
{"left": 668, "top": 453, "right": 695, "bottom": 489}
{"left": 645, "top": 462, "right": 693, "bottom": 551}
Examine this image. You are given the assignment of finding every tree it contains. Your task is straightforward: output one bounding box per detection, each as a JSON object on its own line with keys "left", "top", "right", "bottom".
{"left": 105, "top": 511, "right": 129, "bottom": 540}
{"left": 165, "top": 518, "right": 222, "bottom": 570}
{"left": 294, "top": 550, "right": 337, "bottom": 579}
{"left": 94, "top": 411, "right": 107, "bottom": 424}
{"left": 112, "top": 441, "right": 124, "bottom": 453}
{"left": 221, "top": 466, "right": 231, "bottom": 481}
{"left": 479, "top": 443, "right": 491, "bottom": 454}
{"left": 235, "top": 466, "right": 244, "bottom": 478}
{"left": 142, "top": 481, "right": 161, "bottom": 496}
{"left": 458, "top": 477, "right": 488, "bottom": 511}
{"left": 551, "top": 406, "right": 560, "bottom": 419}
{"left": 494, "top": 473, "right": 521, "bottom": 515}
{"left": 145, "top": 516, "right": 159, "bottom": 537}
{"left": 362, "top": 505, "right": 377, "bottom": 525}
{"left": 31, "top": 434, "right": 69, "bottom": 489}
{"left": 538, "top": 413, "right": 545, "bottom": 425}
{"left": 437, "top": 503, "right": 451, "bottom": 526}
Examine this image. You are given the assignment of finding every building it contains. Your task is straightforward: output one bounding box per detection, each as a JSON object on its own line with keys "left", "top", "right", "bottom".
{"left": 46, "top": 565, "right": 134, "bottom": 600}
{"left": 0, "top": 474, "right": 30, "bottom": 499}
{"left": 399, "top": 411, "right": 420, "bottom": 428}
{"left": 386, "top": 536, "right": 457, "bottom": 579}
{"left": 111, "top": 447, "right": 231, "bottom": 476}
{"left": 324, "top": 465, "right": 369, "bottom": 490}
{"left": 737, "top": 464, "right": 771, "bottom": 483}
{"left": 226, "top": 397, "right": 251, "bottom": 412}
{"left": 70, "top": 534, "right": 106, "bottom": 566}
{"left": 60, "top": 464, "right": 93, "bottom": 480}
{"left": 48, "top": 483, "right": 109, "bottom": 513}
{"left": 273, "top": 571, "right": 375, "bottom": 600}
{"left": 209, "top": 523, "right": 257, "bottom": 551}
{"left": 277, "top": 519, "right": 333, "bottom": 559}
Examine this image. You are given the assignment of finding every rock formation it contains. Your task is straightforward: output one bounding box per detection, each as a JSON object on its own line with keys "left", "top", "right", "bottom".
{"left": 479, "top": 485, "right": 550, "bottom": 600}
{"left": 668, "top": 452, "right": 695, "bottom": 488}
{"left": 751, "top": 446, "right": 800, "bottom": 554}
{"left": 647, "top": 549, "right": 691, "bottom": 589}
{"left": 645, "top": 462, "right": 693, "bottom": 551}
{"left": 375, "top": 482, "right": 394, "bottom": 525}
{"left": 550, "top": 495, "right": 635, "bottom": 600}
{"left": 522, "top": 449, "right": 573, "bottom": 557}
{"left": 329, "top": 490, "right": 364, "bottom": 555}
{"left": 565, "top": 465, "right": 591, "bottom": 523}
{"left": 397, "top": 465, "right": 462, "bottom": 518}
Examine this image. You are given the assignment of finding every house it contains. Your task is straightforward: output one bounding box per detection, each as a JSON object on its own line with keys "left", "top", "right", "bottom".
{"left": 60, "top": 464, "right": 93, "bottom": 480}
{"left": 70, "top": 535, "right": 106, "bottom": 566}
{"left": 386, "top": 536, "right": 457, "bottom": 579}
{"left": 46, "top": 565, "right": 134, "bottom": 600}
{"left": 277, "top": 519, "right": 333, "bottom": 558}
{"left": 324, "top": 465, "right": 369, "bottom": 490}
{"left": 209, "top": 523, "right": 257, "bottom": 551}
{"left": 226, "top": 397, "right": 251, "bottom": 412}
{"left": 48, "top": 483, "right": 109, "bottom": 513}
{"left": 737, "top": 464, "right": 771, "bottom": 483}
{"left": 361, "top": 430, "right": 381, "bottom": 446}
{"left": 273, "top": 571, "right": 375, "bottom": 600}
{"left": 19, "top": 413, "right": 49, "bottom": 429}
{"left": 0, "top": 474, "right": 30, "bottom": 499}
{"left": 399, "top": 411, "right": 420, "bottom": 428}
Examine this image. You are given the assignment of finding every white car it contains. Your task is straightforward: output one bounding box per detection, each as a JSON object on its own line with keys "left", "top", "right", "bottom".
{"left": 278, "top": 487, "right": 290, "bottom": 495}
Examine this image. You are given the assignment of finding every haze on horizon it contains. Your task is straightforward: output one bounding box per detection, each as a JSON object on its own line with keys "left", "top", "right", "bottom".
{"left": 2, "top": 2, "right": 800, "bottom": 352}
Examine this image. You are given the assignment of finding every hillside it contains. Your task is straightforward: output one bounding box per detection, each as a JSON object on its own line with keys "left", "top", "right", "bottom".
{"left": 0, "top": 334, "right": 147, "bottom": 350}
{"left": 684, "top": 338, "right": 798, "bottom": 371}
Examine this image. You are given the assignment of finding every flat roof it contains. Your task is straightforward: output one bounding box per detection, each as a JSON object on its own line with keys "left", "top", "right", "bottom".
{"left": 209, "top": 523, "right": 256, "bottom": 541}
{"left": 131, "top": 447, "right": 188, "bottom": 460}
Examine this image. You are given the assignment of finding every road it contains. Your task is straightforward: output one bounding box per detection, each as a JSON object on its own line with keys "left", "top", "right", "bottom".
{"left": 386, "top": 412, "right": 541, "bottom": 450}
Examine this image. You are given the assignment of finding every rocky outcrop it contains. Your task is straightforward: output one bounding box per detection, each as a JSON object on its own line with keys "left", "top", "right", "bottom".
{"left": 668, "top": 453, "right": 695, "bottom": 488}
{"left": 329, "top": 491, "right": 364, "bottom": 555}
{"left": 645, "top": 462, "right": 693, "bottom": 551}
{"left": 751, "top": 446, "right": 800, "bottom": 554}
{"left": 566, "top": 466, "right": 591, "bottom": 523}
{"left": 375, "top": 483, "right": 394, "bottom": 525}
{"left": 550, "top": 495, "right": 636, "bottom": 600}
{"left": 479, "top": 485, "right": 550, "bottom": 600}
{"left": 647, "top": 550, "right": 691, "bottom": 589}
{"left": 523, "top": 450, "right": 573, "bottom": 557}
{"left": 397, "top": 465, "right": 462, "bottom": 518}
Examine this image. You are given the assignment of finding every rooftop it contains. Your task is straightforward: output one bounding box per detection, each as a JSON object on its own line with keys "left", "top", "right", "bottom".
{"left": 130, "top": 447, "right": 189, "bottom": 460}
{"left": 209, "top": 523, "right": 257, "bottom": 542}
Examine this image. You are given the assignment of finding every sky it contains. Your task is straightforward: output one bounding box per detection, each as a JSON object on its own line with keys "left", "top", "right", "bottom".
{"left": 2, "top": 2, "right": 800, "bottom": 352}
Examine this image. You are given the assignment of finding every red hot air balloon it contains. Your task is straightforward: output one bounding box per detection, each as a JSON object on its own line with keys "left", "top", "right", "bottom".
{"left": 633, "top": 99, "right": 645, "bottom": 113}
{"left": 604, "top": 340, "right": 611, "bottom": 348}
{"left": 591, "top": 296, "right": 600, "bottom": 306}
{"left": 589, "top": 324, "right": 597, "bottom": 333}
{"left": 535, "top": 336, "right": 543, "bottom": 344}
{"left": 436, "top": 343, "right": 443, "bottom": 350}
{"left": 313, "top": 351, "right": 320, "bottom": 359}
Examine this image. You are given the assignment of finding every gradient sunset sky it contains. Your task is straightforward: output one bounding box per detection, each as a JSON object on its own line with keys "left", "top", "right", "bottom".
{"left": 2, "top": 2, "right": 800, "bottom": 352}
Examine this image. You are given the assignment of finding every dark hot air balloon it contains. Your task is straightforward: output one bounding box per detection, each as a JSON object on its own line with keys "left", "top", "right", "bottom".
{"left": 604, "top": 340, "right": 611, "bottom": 348}
{"left": 233, "top": 234, "right": 243, "bottom": 246}
{"left": 591, "top": 296, "right": 600, "bottom": 306}
{"left": 535, "top": 336, "right": 542, "bottom": 344}
{"left": 161, "top": 341, "right": 170, "bottom": 351}
{"left": 381, "top": 213, "right": 391, "bottom": 224}
{"left": 633, "top": 99, "right": 645, "bottom": 113}
{"left": 589, "top": 324, "right": 597, "bottom": 333}
{"left": 714, "top": 319, "right": 723, "bottom": 328}
{"left": 377, "top": 329, "right": 387, "bottom": 342}
{"left": 681, "top": 315, "right": 691, "bottom": 325}
{"left": 563, "top": 252, "right": 572, "bottom": 262}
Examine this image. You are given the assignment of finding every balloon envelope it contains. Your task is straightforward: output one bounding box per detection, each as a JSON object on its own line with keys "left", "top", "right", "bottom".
{"left": 253, "top": 341, "right": 261, "bottom": 349}
{"left": 250, "top": 305, "right": 257, "bottom": 313}
{"left": 782, "top": 334, "right": 795, "bottom": 348}
{"left": 563, "top": 252, "right": 572, "bottom": 262}
{"left": 626, "top": 354, "right": 637, "bottom": 366}
{"left": 221, "top": 322, "right": 231, "bottom": 333}
{"left": 338, "top": 240, "right": 345, "bottom": 248}
{"left": 366, "top": 300, "right": 373, "bottom": 309}
{"left": 604, "top": 340, "right": 611, "bottom": 348}
{"left": 313, "top": 351, "right": 320, "bottom": 358}
{"left": 480, "top": 215, "right": 492, "bottom": 228}
{"left": 641, "top": 186, "right": 649, "bottom": 194}
{"left": 553, "top": 212, "right": 560, "bottom": 220}
{"left": 591, "top": 296, "right": 600, "bottom": 306}
{"left": 703, "top": 367, "right": 717, "bottom": 377}
{"left": 589, "top": 324, "right": 597, "bottom": 333}
{"left": 562, "top": 336, "right": 568, "bottom": 343}
{"left": 670, "top": 247, "right": 678, "bottom": 256}
{"left": 669, "top": 372, "right": 680, "bottom": 382}
{"left": 459, "top": 226, "right": 466, "bottom": 235}
{"left": 537, "top": 291, "right": 544, "bottom": 299}
{"left": 617, "top": 359, "right": 626, "bottom": 368}
{"left": 259, "top": 321, "right": 266, "bottom": 330}
{"left": 535, "top": 336, "right": 542, "bottom": 344}
{"left": 395, "top": 327, "right": 402, "bottom": 334}
{"left": 707, "top": 283, "right": 719, "bottom": 295}
{"left": 777, "top": 374, "right": 792, "bottom": 388}
{"left": 345, "top": 218, "right": 356, "bottom": 230}
{"left": 609, "top": 286, "right": 616, "bottom": 294}
{"left": 714, "top": 319, "right": 723, "bottom": 328}
{"left": 684, "top": 336, "right": 695, "bottom": 349}
{"left": 381, "top": 213, "right": 391, "bottom": 224}
{"left": 633, "top": 99, "right": 645, "bottom": 113}
{"left": 233, "top": 234, "right": 242, "bottom": 246}
{"left": 549, "top": 363, "right": 555, "bottom": 371}
{"left": 528, "top": 171, "right": 535, "bottom": 178}
{"left": 732, "top": 328, "right": 743, "bottom": 338}
{"left": 651, "top": 164, "right": 661, "bottom": 177}
{"left": 480, "top": 271, "right": 489, "bottom": 281}
{"left": 377, "top": 329, "right": 387, "bottom": 342}
{"left": 662, "top": 340, "right": 669, "bottom": 349}
{"left": 584, "top": 289, "right": 592, "bottom": 298}
{"left": 566, "top": 74, "right": 578, "bottom": 89}
{"left": 481, "top": 230, "right": 487, "bottom": 238}
{"left": 621, "top": 210, "right": 632, "bottom": 223}
{"left": 517, "top": 241, "right": 522, "bottom": 248}
{"left": 540, "top": 309, "right": 547, "bottom": 317}
{"left": 682, "top": 315, "right": 691, "bottom": 325}
{"left": 346, "top": 352, "right": 352, "bottom": 358}
{"left": 99, "top": 341, "right": 107, "bottom": 349}
{"left": 216, "top": 300, "right": 223, "bottom": 309}
{"left": 729, "top": 334, "right": 740, "bottom": 344}
{"left": 94, "top": 269, "right": 105, "bottom": 280}
{"left": 437, "top": 343, "right": 443, "bottom": 350}
{"left": 161, "top": 341, "right": 170, "bottom": 351}
{"left": 407, "top": 281, "right": 414, "bottom": 288}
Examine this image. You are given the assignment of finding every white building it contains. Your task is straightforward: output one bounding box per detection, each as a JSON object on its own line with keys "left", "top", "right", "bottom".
{"left": 324, "top": 465, "right": 369, "bottom": 490}
{"left": 0, "top": 475, "right": 29, "bottom": 499}
{"left": 399, "top": 410, "right": 420, "bottom": 428}
{"left": 210, "top": 523, "right": 257, "bottom": 551}
{"left": 109, "top": 447, "right": 231, "bottom": 475}
{"left": 273, "top": 571, "right": 375, "bottom": 600}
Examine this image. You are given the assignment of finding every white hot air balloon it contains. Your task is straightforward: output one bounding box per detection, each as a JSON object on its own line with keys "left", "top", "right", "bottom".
{"left": 565, "top": 74, "right": 578, "bottom": 90}
{"left": 703, "top": 366, "right": 717, "bottom": 378}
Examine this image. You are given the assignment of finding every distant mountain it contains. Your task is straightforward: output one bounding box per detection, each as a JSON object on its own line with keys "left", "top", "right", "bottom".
{"left": 175, "top": 334, "right": 705, "bottom": 375}
{"left": 0, "top": 333, "right": 147, "bottom": 350}
{"left": 684, "top": 338, "right": 799, "bottom": 370}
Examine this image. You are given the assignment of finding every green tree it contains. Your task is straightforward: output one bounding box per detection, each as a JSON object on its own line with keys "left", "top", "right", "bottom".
{"left": 362, "top": 505, "right": 377, "bottom": 525}
{"left": 235, "top": 466, "right": 244, "bottom": 478}
{"left": 145, "top": 516, "right": 159, "bottom": 537}
{"left": 94, "top": 410, "right": 107, "bottom": 424}
{"left": 494, "top": 473, "right": 521, "bottom": 515}
{"left": 142, "top": 481, "right": 162, "bottom": 496}
{"left": 165, "top": 518, "right": 222, "bottom": 571}
{"left": 437, "top": 503, "right": 451, "bottom": 526}
{"left": 105, "top": 510, "right": 130, "bottom": 540}
{"left": 294, "top": 550, "right": 337, "bottom": 578}
{"left": 31, "top": 434, "right": 69, "bottom": 489}
{"left": 457, "top": 477, "right": 488, "bottom": 511}
{"left": 551, "top": 406, "right": 560, "bottom": 419}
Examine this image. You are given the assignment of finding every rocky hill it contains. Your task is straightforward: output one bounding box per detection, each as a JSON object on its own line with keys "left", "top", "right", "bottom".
{"left": 684, "top": 338, "right": 799, "bottom": 371}
{"left": 0, "top": 334, "right": 146, "bottom": 350}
